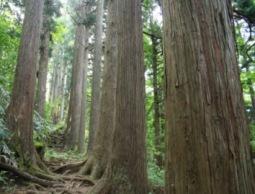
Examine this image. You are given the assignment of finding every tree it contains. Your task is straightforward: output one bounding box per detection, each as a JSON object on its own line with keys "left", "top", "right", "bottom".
{"left": 79, "top": 0, "right": 117, "bottom": 178}
{"left": 163, "top": 0, "right": 255, "bottom": 193}
{"left": 5, "top": 0, "right": 44, "bottom": 166}
{"left": 36, "top": 0, "right": 55, "bottom": 117}
{"left": 65, "top": 3, "right": 88, "bottom": 149}
{"left": 78, "top": 37, "right": 89, "bottom": 153}
{"left": 87, "top": 0, "right": 148, "bottom": 193}
{"left": 87, "top": 0, "right": 104, "bottom": 152}
{"left": 150, "top": 25, "right": 163, "bottom": 167}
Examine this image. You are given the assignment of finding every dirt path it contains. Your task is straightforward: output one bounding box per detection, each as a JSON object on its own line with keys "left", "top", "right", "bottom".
{"left": 1, "top": 150, "right": 93, "bottom": 194}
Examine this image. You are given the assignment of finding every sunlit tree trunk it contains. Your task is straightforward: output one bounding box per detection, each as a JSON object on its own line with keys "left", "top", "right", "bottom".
{"left": 163, "top": 0, "right": 255, "bottom": 193}
{"left": 87, "top": 0, "right": 148, "bottom": 193}
{"left": 6, "top": 0, "right": 44, "bottom": 166}
{"left": 87, "top": 0, "right": 104, "bottom": 153}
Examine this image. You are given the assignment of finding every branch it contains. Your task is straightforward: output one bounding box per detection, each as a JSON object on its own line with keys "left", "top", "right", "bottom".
{"left": 143, "top": 31, "right": 162, "bottom": 40}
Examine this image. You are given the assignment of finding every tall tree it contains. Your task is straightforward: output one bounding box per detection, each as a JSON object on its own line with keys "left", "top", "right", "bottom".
{"left": 6, "top": 0, "right": 44, "bottom": 166}
{"left": 88, "top": 0, "right": 148, "bottom": 193}
{"left": 79, "top": 0, "right": 117, "bottom": 178}
{"left": 65, "top": 3, "right": 88, "bottom": 149}
{"left": 163, "top": 0, "right": 255, "bottom": 193}
{"left": 150, "top": 25, "right": 163, "bottom": 167}
{"left": 78, "top": 38, "right": 89, "bottom": 153}
{"left": 87, "top": 0, "right": 104, "bottom": 152}
{"left": 35, "top": 0, "right": 53, "bottom": 117}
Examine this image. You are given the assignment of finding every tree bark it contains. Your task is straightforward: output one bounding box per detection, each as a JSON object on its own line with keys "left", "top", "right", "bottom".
{"left": 79, "top": 0, "right": 117, "bottom": 179}
{"left": 35, "top": 0, "right": 52, "bottom": 117}
{"left": 6, "top": 0, "right": 44, "bottom": 166}
{"left": 60, "top": 63, "right": 67, "bottom": 120}
{"left": 163, "top": 0, "right": 255, "bottom": 193}
{"left": 87, "top": 0, "right": 148, "bottom": 193}
{"left": 78, "top": 40, "right": 89, "bottom": 153}
{"left": 87, "top": 0, "right": 104, "bottom": 153}
{"left": 65, "top": 22, "right": 88, "bottom": 149}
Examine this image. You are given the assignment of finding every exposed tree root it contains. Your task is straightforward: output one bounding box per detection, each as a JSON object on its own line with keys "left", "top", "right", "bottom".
{"left": 86, "top": 178, "right": 111, "bottom": 194}
{"left": 33, "top": 171, "right": 61, "bottom": 182}
{"left": 53, "top": 160, "right": 86, "bottom": 174}
{"left": 79, "top": 156, "right": 105, "bottom": 180}
{"left": 62, "top": 174, "right": 95, "bottom": 185}
{"left": 0, "top": 161, "right": 56, "bottom": 187}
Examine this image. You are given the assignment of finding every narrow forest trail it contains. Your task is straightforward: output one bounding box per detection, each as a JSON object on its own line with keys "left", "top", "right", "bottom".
{"left": 3, "top": 149, "right": 93, "bottom": 194}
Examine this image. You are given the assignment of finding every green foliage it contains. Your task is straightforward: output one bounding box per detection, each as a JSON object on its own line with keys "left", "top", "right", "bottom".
{"left": 0, "top": 171, "right": 15, "bottom": 193}
{"left": 33, "top": 111, "right": 52, "bottom": 147}
{"left": 0, "top": 171, "right": 8, "bottom": 185}
{"left": 148, "top": 160, "right": 164, "bottom": 188}
{"left": 250, "top": 123, "right": 255, "bottom": 151}
{"left": 233, "top": 0, "right": 255, "bottom": 24}
{"left": 82, "top": 13, "right": 96, "bottom": 27}
{"left": 0, "top": 12, "right": 21, "bottom": 92}
{"left": 44, "top": 148, "right": 85, "bottom": 161}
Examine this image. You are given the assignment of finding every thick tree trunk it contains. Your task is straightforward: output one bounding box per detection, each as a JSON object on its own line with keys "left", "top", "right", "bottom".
{"left": 78, "top": 41, "right": 89, "bottom": 153}
{"left": 35, "top": 0, "right": 52, "bottom": 117}
{"left": 87, "top": 0, "right": 104, "bottom": 153}
{"left": 79, "top": 0, "right": 117, "bottom": 179}
{"left": 6, "top": 0, "right": 44, "bottom": 166}
{"left": 163, "top": 0, "right": 255, "bottom": 193}
{"left": 65, "top": 23, "right": 87, "bottom": 149}
{"left": 88, "top": 0, "right": 148, "bottom": 193}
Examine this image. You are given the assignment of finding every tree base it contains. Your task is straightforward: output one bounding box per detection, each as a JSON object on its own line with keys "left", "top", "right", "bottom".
{"left": 79, "top": 155, "right": 106, "bottom": 180}
{"left": 0, "top": 161, "right": 56, "bottom": 187}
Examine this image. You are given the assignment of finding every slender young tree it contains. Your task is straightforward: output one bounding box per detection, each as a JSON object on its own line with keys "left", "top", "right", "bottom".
{"left": 163, "top": 0, "right": 255, "bottom": 193}
{"left": 150, "top": 28, "right": 162, "bottom": 167}
{"left": 79, "top": 0, "right": 117, "bottom": 178}
{"left": 87, "top": 0, "right": 148, "bottom": 193}
{"left": 6, "top": 0, "right": 44, "bottom": 166}
{"left": 87, "top": 0, "right": 105, "bottom": 152}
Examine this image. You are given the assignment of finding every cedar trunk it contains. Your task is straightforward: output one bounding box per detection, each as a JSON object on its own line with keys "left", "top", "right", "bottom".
{"left": 36, "top": 29, "right": 49, "bottom": 117}
{"left": 79, "top": 0, "right": 117, "bottom": 179}
{"left": 65, "top": 23, "right": 87, "bottom": 149}
{"left": 87, "top": 0, "right": 148, "bottom": 193}
{"left": 78, "top": 41, "right": 89, "bottom": 153}
{"left": 163, "top": 0, "right": 255, "bottom": 193}
{"left": 36, "top": 0, "right": 51, "bottom": 117}
{"left": 87, "top": 0, "right": 104, "bottom": 152}
{"left": 6, "top": 0, "right": 44, "bottom": 165}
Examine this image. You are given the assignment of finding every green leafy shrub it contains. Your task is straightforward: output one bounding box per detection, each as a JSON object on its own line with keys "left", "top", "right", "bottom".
{"left": 34, "top": 111, "right": 51, "bottom": 139}
{"left": 148, "top": 160, "right": 164, "bottom": 189}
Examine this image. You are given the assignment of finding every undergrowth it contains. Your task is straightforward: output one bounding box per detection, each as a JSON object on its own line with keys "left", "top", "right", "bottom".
{"left": 45, "top": 148, "right": 85, "bottom": 161}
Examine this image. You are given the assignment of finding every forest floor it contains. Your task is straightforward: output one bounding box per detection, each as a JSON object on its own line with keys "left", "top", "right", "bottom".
{"left": 0, "top": 148, "right": 93, "bottom": 194}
